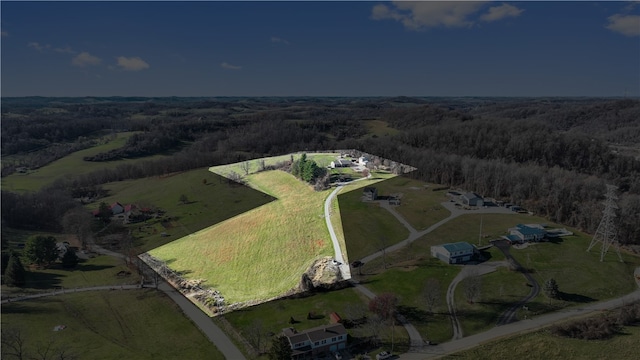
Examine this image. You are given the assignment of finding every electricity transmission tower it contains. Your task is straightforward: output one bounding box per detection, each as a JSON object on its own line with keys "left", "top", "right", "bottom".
{"left": 587, "top": 184, "right": 623, "bottom": 262}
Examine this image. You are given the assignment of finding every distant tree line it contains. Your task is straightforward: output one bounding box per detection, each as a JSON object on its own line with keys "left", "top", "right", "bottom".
{"left": 2, "top": 97, "right": 640, "bottom": 246}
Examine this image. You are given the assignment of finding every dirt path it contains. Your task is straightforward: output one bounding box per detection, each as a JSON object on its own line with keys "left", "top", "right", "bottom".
{"left": 493, "top": 240, "right": 540, "bottom": 325}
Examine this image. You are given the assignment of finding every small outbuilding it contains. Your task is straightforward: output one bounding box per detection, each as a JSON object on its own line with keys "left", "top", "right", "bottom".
{"left": 461, "top": 193, "right": 484, "bottom": 207}
{"left": 507, "top": 224, "right": 546, "bottom": 243}
{"left": 431, "top": 242, "right": 475, "bottom": 264}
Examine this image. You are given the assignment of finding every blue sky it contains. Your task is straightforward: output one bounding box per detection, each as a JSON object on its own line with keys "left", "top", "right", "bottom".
{"left": 1, "top": 1, "right": 639, "bottom": 97}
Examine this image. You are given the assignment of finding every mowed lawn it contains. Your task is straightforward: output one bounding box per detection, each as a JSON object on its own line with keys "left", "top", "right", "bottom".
{"left": 90, "top": 168, "right": 275, "bottom": 253}
{"left": 2, "top": 132, "right": 137, "bottom": 192}
{"left": 210, "top": 152, "right": 339, "bottom": 178}
{"left": 1, "top": 290, "right": 223, "bottom": 360}
{"left": 375, "top": 176, "right": 450, "bottom": 230}
{"left": 149, "top": 170, "right": 334, "bottom": 304}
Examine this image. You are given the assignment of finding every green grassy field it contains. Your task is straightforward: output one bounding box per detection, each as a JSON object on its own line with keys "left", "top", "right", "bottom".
{"left": 360, "top": 258, "right": 459, "bottom": 344}
{"left": 209, "top": 152, "right": 339, "bottom": 178}
{"left": 339, "top": 186, "right": 410, "bottom": 262}
{"left": 454, "top": 267, "right": 533, "bottom": 336}
{"left": 1, "top": 132, "right": 170, "bottom": 192}
{"left": 444, "top": 325, "right": 640, "bottom": 360}
{"left": 375, "top": 177, "right": 450, "bottom": 230}
{"left": 148, "top": 169, "right": 334, "bottom": 303}
{"left": 88, "top": 168, "right": 275, "bottom": 253}
{"left": 1, "top": 290, "right": 223, "bottom": 360}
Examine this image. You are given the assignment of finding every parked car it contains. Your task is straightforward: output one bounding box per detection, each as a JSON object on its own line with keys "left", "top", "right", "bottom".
{"left": 376, "top": 351, "right": 392, "bottom": 360}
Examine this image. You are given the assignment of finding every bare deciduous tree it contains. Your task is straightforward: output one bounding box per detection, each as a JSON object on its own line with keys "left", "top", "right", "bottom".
{"left": 463, "top": 273, "right": 482, "bottom": 304}
{"left": 422, "top": 278, "right": 441, "bottom": 314}
{"left": 240, "top": 161, "right": 251, "bottom": 175}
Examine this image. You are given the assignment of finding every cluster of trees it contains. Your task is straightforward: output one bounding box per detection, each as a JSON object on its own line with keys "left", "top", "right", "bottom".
{"left": 551, "top": 302, "right": 640, "bottom": 340}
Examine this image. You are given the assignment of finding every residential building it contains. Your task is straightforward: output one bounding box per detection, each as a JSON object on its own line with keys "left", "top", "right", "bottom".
{"left": 283, "top": 323, "right": 347, "bottom": 359}
{"left": 358, "top": 156, "right": 369, "bottom": 166}
{"left": 362, "top": 187, "right": 378, "bottom": 201}
{"left": 330, "top": 159, "right": 352, "bottom": 168}
{"left": 431, "top": 242, "right": 476, "bottom": 264}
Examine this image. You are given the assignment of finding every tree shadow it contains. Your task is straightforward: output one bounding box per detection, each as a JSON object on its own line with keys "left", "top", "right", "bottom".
{"left": 25, "top": 272, "right": 63, "bottom": 289}
{"left": 547, "top": 237, "right": 564, "bottom": 245}
{"left": 76, "top": 264, "right": 115, "bottom": 272}
{"left": 397, "top": 305, "right": 430, "bottom": 324}
{"left": 560, "top": 292, "right": 596, "bottom": 303}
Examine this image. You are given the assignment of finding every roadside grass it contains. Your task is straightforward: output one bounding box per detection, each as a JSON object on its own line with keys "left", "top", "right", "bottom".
{"left": 443, "top": 325, "right": 640, "bottom": 360}
{"left": 375, "top": 177, "right": 450, "bottom": 230}
{"left": 223, "top": 286, "right": 409, "bottom": 359}
{"left": 0, "top": 290, "right": 223, "bottom": 360}
{"left": 358, "top": 257, "right": 459, "bottom": 344}
{"left": 1, "top": 132, "right": 171, "bottom": 192}
{"left": 148, "top": 170, "right": 334, "bottom": 304}
{"left": 454, "top": 267, "right": 532, "bottom": 337}
{"left": 88, "top": 168, "right": 275, "bottom": 253}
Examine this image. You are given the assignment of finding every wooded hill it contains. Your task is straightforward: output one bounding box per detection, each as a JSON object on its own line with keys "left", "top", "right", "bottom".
{"left": 2, "top": 97, "right": 639, "bottom": 245}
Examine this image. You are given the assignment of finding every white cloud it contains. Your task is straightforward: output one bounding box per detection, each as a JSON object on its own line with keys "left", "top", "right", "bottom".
{"left": 28, "top": 42, "right": 50, "bottom": 51}
{"left": 606, "top": 14, "right": 640, "bottom": 37}
{"left": 221, "top": 62, "right": 242, "bottom": 70}
{"left": 116, "top": 56, "right": 150, "bottom": 71}
{"left": 480, "top": 3, "right": 524, "bottom": 22}
{"left": 55, "top": 46, "right": 76, "bottom": 54}
{"left": 372, "top": 1, "right": 488, "bottom": 30}
{"left": 271, "top": 36, "right": 290, "bottom": 45}
{"left": 72, "top": 52, "right": 102, "bottom": 67}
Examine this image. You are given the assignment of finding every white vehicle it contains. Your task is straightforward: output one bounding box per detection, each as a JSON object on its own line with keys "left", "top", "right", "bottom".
{"left": 334, "top": 352, "right": 343, "bottom": 360}
{"left": 376, "top": 351, "right": 392, "bottom": 360}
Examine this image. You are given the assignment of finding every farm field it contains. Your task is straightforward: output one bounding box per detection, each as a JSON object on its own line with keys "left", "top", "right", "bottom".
{"left": 88, "top": 168, "right": 275, "bottom": 253}
{"left": 0, "top": 290, "right": 223, "bottom": 360}
{"left": 443, "top": 324, "right": 640, "bottom": 360}
{"left": 1, "top": 132, "right": 170, "bottom": 192}
{"left": 148, "top": 169, "right": 334, "bottom": 304}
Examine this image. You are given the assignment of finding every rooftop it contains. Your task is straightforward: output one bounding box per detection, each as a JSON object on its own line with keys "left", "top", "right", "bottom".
{"left": 441, "top": 242, "right": 475, "bottom": 253}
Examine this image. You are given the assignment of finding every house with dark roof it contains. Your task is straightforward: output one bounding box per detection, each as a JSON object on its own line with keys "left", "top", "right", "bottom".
{"left": 363, "top": 187, "right": 378, "bottom": 201}
{"left": 505, "top": 224, "right": 546, "bottom": 243}
{"left": 431, "top": 242, "right": 476, "bottom": 264}
{"left": 283, "top": 323, "right": 347, "bottom": 359}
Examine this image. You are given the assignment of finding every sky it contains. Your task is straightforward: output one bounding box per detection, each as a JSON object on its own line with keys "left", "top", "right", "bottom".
{"left": 1, "top": 1, "right": 639, "bottom": 97}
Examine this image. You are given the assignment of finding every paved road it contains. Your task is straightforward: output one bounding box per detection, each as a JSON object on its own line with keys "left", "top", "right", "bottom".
{"left": 398, "top": 288, "right": 640, "bottom": 359}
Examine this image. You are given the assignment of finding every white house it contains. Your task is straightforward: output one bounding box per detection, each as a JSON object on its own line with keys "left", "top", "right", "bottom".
{"left": 330, "top": 159, "right": 352, "bottom": 168}
{"left": 431, "top": 242, "right": 475, "bottom": 264}
{"left": 358, "top": 156, "right": 369, "bottom": 166}
{"left": 283, "top": 323, "right": 347, "bottom": 359}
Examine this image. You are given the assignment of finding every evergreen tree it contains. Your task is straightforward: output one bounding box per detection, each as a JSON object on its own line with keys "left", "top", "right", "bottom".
{"left": 267, "top": 335, "right": 292, "bottom": 360}
{"left": 61, "top": 249, "right": 79, "bottom": 268}
{"left": 4, "top": 253, "right": 26, "bottom": 287}
{"left": 23, "top": 235, "right": 58, "bottom": 267}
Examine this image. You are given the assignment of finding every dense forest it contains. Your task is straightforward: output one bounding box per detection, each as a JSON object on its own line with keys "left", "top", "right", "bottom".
{"left": 2, "top": 97, "right": 639, "bottom": 245}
